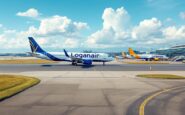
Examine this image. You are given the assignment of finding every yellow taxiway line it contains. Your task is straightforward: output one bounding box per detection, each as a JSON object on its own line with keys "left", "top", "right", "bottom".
{"left": 139, "top": 86, "right": 185, "bottom": 115}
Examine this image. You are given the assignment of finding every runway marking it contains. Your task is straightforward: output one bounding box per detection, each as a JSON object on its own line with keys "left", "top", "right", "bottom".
{"left": 53, "top": 77, "right": 121, "bottom": 78}
{"left": 139, "top": 85, "right": 185, "bottom": 115}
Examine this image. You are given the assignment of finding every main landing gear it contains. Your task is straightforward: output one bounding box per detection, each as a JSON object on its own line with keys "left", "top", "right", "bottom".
{"left": 72, "top": 61, "right": 78, "bottom": 66}
{"left": 103, "top": 62, "right": 105, "bottom": 66}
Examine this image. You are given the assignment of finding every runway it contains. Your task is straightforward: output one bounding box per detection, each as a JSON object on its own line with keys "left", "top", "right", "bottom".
{"left": 0, "top": 63, "right": 185, "bottom": 115}
{"left": 0, "top": 63, "right": 185, "bottom": 72}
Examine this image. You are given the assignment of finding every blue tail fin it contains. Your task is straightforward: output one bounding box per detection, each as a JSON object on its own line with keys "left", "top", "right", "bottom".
{"left": 28, "top": 37, "right": 44, "bottom": 53}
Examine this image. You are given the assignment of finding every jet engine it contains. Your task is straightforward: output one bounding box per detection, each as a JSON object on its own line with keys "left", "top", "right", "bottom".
{"left": 82, "top": 59, "right": 92, "bottom": 65}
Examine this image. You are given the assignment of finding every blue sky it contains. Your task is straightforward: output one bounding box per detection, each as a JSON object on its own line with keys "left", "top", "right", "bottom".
{"left": 0, "top": 0, "right": 185, "bottom": 52}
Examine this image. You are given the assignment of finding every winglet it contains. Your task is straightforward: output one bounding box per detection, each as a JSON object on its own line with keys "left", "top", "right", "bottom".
{"left": 64, "top": 49, "right": 70, "bottom": 57}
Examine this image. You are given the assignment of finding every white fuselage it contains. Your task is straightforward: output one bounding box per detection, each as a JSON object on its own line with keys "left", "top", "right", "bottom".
{"left": 137, "top": 54, "right": 168, "bottom": 59}
{"left": 34, "top": 52, "right": 113, "bottom": 62}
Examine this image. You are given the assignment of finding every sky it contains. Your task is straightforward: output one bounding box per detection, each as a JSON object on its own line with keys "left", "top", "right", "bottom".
{"left": 0, "top": 0, "right": 185, "bottom": 52}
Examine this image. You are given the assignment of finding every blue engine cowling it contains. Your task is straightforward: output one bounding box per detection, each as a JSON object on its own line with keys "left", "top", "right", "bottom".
{"left": 82, "top": 59, "right": 92, "bottom": 65}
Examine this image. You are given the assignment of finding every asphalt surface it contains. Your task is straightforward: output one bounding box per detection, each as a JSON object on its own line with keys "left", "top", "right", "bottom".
{"left": 127, "top": 79, "right": 185, "bottom": 115}
{"left": 0, "top": 70, "right": 185, "bottom": 115}
{"left": 0, "top": 62, "right": 185, "bottom": 115}
{"left": 0, "top": 63, "right": 185, "bottom": 72}
{"left": 144, "top": 86, "right": 185, "bottom": 115}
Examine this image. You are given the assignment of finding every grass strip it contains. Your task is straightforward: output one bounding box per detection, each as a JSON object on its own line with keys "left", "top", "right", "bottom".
{"left": 137, "top": 74, "right": 185, "bottom": 79}
{"left": 0, "top": 59, "right": 55, "bottom": 64}
{"left": 0, "top": 75, "right": 40, "bottom": 100}
{"left": 127, "top": 61, "right": 169, "bottom": 64}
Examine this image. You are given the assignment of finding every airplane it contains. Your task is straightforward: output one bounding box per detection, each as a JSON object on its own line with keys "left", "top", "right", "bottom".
{"left": 115, "top": 52, "right": 132, "bottom": 60}
{"left": 128, "top": 48, "right": 168, "bottom": 61}
{"left": 28, "top": 37, "right": 113, "bottom": 66}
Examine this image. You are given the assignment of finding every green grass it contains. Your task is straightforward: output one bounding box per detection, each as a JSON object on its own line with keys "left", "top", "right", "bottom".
{"left": 0, "top": 59, "right": 56, "bottom": 64}
{"left": 137, "top": 74, "right": 185, "bottom": 79}
{"left": 0, "top": 75, "right": 40, "bottom": 100}
{"left": 127, "top": 61, "right": 169, "bottom": 64}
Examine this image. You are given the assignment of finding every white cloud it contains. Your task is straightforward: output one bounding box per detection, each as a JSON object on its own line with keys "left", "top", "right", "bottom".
{"left": 0, "top": 29, "right": 28, "bottom": 49}
{"left": 12, "top": 15, "right": 88, "bottom": 49}
{"left": 74, "top": 22, "right": 88, "bottom": 30}
{"left": 87, "top": 28, "right": 115, "bottom": 45}
{"left": 180, "top": 12, "right": 185, "bottom": 20}
{"left": 63, "top": 38, "right": 78, "bottom": 48}
{"left": 37, "top": 38, "right": 48, "bottom": 45}
{"left": 163, "top": 26, "right": 185, "bottom": 39}
{"left": 86, "top": 7, "right": 185, "bottom": 49}
{"left": 1, "top": 7, "right": 185, "bottom": 51}
{"left": 86, "top": 7, "right": 130, "bottom": 48}
{"left": 0, "top": 14, "right": 88, "bottom": 50}
{"left": 17, "top": 8, "right": 39, "bottom": 18}
{"left": 131, "top": 18, "right": 162, "bottom": 39}
{"left": 102, "top": 7, "right": 130, "bottom": 31}
{"left": 28, "top": 15, "right": 88, "bottom": 37}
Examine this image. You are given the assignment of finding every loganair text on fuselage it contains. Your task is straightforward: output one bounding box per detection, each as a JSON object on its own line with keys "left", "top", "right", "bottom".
{"left": 71, "top": 53, "right": 100, "bottom": 58}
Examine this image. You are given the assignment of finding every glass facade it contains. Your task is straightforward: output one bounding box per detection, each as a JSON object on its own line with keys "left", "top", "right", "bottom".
{"left": 156, "top": 45, "right": 185, "bottom": 58}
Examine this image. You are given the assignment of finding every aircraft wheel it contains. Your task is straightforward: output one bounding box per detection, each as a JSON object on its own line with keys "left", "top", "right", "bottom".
{"left": 72, "top": 62, "right": 75, "bottom": 65}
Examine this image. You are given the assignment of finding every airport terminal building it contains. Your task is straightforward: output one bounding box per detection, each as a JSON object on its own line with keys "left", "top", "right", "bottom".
{"left": 156, "top": 45, "right": 185, "bottom": 58}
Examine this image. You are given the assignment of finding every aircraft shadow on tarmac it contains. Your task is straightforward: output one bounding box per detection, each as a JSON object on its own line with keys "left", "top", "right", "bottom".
{"left": 41, "top": 64, "right": 95, "bottom": 68}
